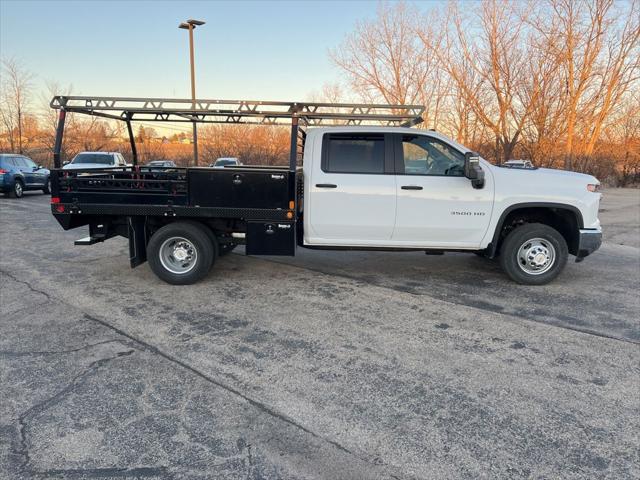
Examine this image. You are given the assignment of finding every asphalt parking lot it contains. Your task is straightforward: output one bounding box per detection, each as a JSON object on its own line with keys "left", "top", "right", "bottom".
{"left": 1, "top": 189, "right": 639, "bottom": 479}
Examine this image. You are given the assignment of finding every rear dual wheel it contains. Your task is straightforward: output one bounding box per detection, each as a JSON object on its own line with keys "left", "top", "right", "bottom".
{"left": 147, "top": 222, "right": 218, "bottom": 285}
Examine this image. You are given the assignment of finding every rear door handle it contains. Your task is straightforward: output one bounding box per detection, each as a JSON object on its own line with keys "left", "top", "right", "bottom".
{"left": 316, "top": 183, "right": 337, "bottom": 188}
{"left": 401, "top": 185, "right": 423, "bottom": 190}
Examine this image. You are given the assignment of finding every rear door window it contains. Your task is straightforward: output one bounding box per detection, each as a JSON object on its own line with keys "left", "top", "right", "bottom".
{"left": 322, "top": 134, "right": 386, "bottom": 174}
{"left": 22, "top": 157, "right": 37, "bottom": 169}
{"left": 13, "top": 157, "right": 27, "bottom": 168}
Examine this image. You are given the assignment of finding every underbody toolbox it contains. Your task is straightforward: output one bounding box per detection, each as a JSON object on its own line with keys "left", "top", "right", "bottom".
{"left": 246, "top": 221, "right": 295, "bottom": 256}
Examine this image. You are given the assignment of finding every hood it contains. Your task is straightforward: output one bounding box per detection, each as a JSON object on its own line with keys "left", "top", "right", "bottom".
{"left": 62, "top": 163, "right": 114, "bottom": 170}
{"left": 494, "top": 165, "right": 598, "bottom": 184}
{"left": 536, "top": 167, "right": 598, "bottom": 183}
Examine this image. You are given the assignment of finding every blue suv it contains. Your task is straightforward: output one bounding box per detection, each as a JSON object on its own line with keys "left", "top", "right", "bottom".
{"left": 0, "top": 154, "right": 50, "bottom": 198}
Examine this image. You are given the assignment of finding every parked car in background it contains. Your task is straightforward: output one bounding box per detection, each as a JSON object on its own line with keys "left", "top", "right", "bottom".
{"left": 210, "top": 157, "right": 241, "bottom": 168}
{"left": 504, "top": 159, "right": 535, "bottom": 169}
{"left": 62, "top": 152, "right": 128, "bottom": 170}
{"left": 145, "top": 160, "right": 177, "bottom": 172}
{"left": 0, "top": 153, "right": 50, "bottom": 198}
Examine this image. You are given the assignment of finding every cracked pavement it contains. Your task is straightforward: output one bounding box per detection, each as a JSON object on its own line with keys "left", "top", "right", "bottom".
{"left": 0, "top": 189, "right": 639, "bottom": 479}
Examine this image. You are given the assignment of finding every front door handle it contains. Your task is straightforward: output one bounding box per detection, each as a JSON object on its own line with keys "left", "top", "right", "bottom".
{"left": 316, "top": 183, "right": 337, "bottom": 188}
{"left": 401, "top": 185, "right": 423, "bottom": 190}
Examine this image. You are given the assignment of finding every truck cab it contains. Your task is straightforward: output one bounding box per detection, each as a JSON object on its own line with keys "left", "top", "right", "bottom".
{"left": 302, "top": 127, "right": 601, "bottom": 284}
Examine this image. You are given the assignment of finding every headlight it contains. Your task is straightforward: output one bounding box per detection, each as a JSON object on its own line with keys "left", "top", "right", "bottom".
{"left": 587, "top": 184, "right": 601, "bottom": 192}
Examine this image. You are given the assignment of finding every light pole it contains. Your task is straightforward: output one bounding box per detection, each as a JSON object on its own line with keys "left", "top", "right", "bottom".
{"left": 179, "top": 19, "right": 205, "bottom": 166}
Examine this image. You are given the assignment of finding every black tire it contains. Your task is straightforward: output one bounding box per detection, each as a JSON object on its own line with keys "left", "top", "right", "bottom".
{"left": 43, "top": 177, "right": 51, "bottom": 194}
{"left": 147, "top": 222, "right": 216, "bottom": 285}
{"left": 10, "top": 179, "right": 24, "bottom": 198}
{"left": 499, "top": 223, "right": 568, "bottom": 285}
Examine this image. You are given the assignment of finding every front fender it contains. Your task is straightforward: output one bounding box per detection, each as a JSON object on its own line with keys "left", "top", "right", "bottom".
{"left": 485, "top": 202, "right": 584, "bottom": 257}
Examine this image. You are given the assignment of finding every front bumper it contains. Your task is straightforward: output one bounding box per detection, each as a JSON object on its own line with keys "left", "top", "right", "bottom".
{"left": 575, "top": 227, "right": 602, "bottom": 262}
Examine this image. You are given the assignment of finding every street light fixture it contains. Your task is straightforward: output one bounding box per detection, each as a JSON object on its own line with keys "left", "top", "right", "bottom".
{"left": 179, "top": 19, "right": 205, "bottom": 166}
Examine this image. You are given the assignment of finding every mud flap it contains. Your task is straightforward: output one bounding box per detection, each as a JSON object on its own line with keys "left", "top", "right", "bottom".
{"left": 128, "top": 216, "right": 147, "bottom": 268}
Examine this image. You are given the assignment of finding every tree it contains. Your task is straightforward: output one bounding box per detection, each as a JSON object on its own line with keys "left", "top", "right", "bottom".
{"left": 431, "top": 0, "right": 550, "bottom": 162}
{"left": 38, "top": 80, "right": 73, "bottom": 164}
{"left": 1, "top": 58, "right": 34, "bottom": 153}
{"left": 331, "top": 0, "right": 639, "bottom": 172}
{"left": 531, "top": 0, "right": 640, "bottom": 167}
{"left": 330, "top": 3, "right": 436, "bottom": 106}
{"left": 582, "top": 0, "right": 640, "bottom": 156}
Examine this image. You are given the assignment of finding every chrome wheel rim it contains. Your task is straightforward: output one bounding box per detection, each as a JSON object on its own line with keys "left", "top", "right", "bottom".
{"left": 15, "top": 182, "right": 22, "bottom": 196}
{"left": 159, "top": 237, "right": 197, "bottom": 274}
{"left": 517, "top": 237, "right": 556, "bottom": 275}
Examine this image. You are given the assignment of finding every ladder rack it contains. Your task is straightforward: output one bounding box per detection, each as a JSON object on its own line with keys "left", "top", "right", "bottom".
{"left": 50, "top": 96, "right": 424, "bottom": 127}
{"left": 50, "top": 95, "right": 425, "bottom": 170}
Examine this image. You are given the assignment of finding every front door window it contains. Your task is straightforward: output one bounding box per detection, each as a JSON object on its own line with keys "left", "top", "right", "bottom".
{"left": 401, "top": 135, "right": 465, "bottom": 176}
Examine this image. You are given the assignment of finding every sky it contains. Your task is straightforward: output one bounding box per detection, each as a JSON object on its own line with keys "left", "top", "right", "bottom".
{"left": 0, "top": 0, "right": 441, "bottom": 102}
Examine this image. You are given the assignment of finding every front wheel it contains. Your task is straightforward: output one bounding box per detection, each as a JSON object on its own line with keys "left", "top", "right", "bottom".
{"left": 43, "top": 177, "right": 51, "bottom": 194}
{"left": 147, "top": 222, "right": 216, "bottom": 285}
{"left": 499, "top": 223, "right": 568, "bottom": 285}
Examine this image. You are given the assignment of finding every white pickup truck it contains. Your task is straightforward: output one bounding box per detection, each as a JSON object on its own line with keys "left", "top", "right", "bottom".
{"left": 49, "top": 96, "right": 602, "bottom": 285}
{"left": 300, "top": 127, "right": 602, "bottom": 285}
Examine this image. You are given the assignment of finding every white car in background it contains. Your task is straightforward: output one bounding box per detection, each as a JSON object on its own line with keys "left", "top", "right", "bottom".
{"left": 504, "top": 159, "right": 535, "bottom": 169}
{"left": 210, "top": 157, "right": 242, "bottom": 168}
{"left": 62, "top": 152, "right": 129, "bottom": 170}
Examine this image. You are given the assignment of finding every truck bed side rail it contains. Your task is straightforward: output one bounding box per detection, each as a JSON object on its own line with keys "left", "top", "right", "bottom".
{"left": 56, "top": 167, "right": 187, "bottom": 193}
{"left": 53, "top": 167, "right": 189, "bottom": 205}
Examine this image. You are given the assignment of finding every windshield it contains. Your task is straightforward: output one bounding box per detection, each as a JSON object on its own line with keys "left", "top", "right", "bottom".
{"left": 215, "top": 159, "right": 237, "bottom": 166}
{"left": 72, "top": 153, "right": 114, "bottom": 165}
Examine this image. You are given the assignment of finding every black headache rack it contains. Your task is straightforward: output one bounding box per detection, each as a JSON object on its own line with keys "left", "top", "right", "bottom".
{"left": 49, "top": 96, "right": 424, "bottom": 264}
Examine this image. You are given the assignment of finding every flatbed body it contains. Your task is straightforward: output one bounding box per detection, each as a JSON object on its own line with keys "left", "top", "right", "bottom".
{"left": 52, "top": 164, "right": 300, "bottom": 262}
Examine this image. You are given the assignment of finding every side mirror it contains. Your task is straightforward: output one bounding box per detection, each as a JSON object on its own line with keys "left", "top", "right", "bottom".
{"left": 63, "top": 160, "right": 70, "bottom": 166}
{"left": 464, "top": 152, "right": 485, "bottom": 189}
{"left": 37, "top": 165, "right": 44, "bottom": 170}
{"left": 32, "top": 166, "right": 38, "bottom": 171}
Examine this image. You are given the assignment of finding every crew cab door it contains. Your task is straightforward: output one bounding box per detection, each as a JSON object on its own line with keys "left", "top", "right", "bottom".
{"left": 306, "top": 132, "right": 396, "bottom": 245}
{"left": 392, "top": 133, "right": 493, "bottom": 247}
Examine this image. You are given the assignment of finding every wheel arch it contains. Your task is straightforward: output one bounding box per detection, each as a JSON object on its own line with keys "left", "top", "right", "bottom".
{"left": 488, "top": 202, "right": 583, "bottom": 258}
